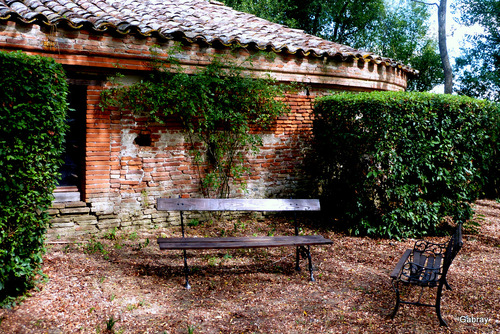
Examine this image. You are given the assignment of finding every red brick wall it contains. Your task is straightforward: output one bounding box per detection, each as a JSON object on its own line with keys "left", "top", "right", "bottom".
{"left": 86, "top": 86, "right": 112, "bottom": 200}
{"left": 87, "top": 90, "right": 318, "bottom": 212}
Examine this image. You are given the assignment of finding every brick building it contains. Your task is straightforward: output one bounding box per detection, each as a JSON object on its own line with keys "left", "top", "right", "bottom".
{"left": 0, "top": 0, "right": 413, "bottom": 237}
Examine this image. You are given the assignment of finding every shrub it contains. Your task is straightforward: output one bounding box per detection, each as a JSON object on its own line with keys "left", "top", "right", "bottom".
{"left": 312, "top": 91, "right": 499, "bottom": 239}
{"left": 0, "top": 51, "right": 68, "bottom": 305}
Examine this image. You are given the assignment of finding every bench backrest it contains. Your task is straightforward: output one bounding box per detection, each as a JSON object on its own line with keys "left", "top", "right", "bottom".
{"left": 442, "top": 223, "right": 463, "bottom": 273}
{"left": 157, "top": 198, "right": 321, "bottom": 212}
{"left": 409, "top": 223, "right": 463, "bottom": 285}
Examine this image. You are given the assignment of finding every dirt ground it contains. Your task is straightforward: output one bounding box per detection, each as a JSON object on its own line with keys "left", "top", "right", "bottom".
{"left": 1, "top": 199, "right": 499, "bottom": 334}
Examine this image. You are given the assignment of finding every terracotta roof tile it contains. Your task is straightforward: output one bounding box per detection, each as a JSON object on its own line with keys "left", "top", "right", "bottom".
{"left": 0, "top": 0, "right": 413, "bottom": 73}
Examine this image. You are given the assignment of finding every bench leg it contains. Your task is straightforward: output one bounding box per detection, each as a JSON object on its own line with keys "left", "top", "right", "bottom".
{"left": 390, "top": 280, "right": 448, "bottom": 326}
{"left": 444, "top": 278, "right": 452, "bottom": 291}
{"left": 183, "top": 250, "right": 191, "bottom": 290}
{"left": 305, "top": 245, "right": 314, "bottom": 281}
{"left": 296, "top": 245, "right": 315, "bottom": 281}
{"left": 390, "top": 280, "right": 401, "bottom": 319}
{"left": 436, "top": 283, "right": 447, "bottom": 326}
{"left": 295, "top": 247, "right": 301, "bottom": 272}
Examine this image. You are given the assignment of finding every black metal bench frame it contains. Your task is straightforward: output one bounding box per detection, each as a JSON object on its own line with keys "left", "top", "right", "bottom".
{"left": 390, "top": 223, "right": 463, "bottom": 326}
{"left": 156, "top": 198, "right": 333, "bottom": 289}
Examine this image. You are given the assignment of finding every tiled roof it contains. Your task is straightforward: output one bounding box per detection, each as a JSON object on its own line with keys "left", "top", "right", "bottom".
{"left": 0, "top": 0, "right": 413, "bottom": 73}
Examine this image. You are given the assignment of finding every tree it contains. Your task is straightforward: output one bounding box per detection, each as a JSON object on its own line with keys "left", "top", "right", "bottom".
{"left": 224, "top": 0, "right": 385, "bottom": 46}
{"left": 222, "top": 0, "right": 297, "bottom": 28}
{"left": 406, "top": 39, "right": 444, "bottom": 92}
{"left": 409, "top": 0, "right": 453, "bottom": 93}
{"left": 224, "top": 0, "right": 444, "bottom": 92}
{"left": 354, "top": 1, "right": 443, "bottom": 92}
{"left": 437, "top": 0, "right": 453, "bottom": 94}
{"left": 454, "top": 0, "right": 500, "bottom": 101}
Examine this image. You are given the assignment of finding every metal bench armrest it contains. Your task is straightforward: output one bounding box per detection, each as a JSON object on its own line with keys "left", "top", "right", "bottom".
{"left": 390, "top": 249, "right": 412, "bottom": 279}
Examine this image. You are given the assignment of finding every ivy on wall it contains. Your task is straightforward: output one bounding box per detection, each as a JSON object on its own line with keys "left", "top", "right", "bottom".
{"left": 102, "top": 46, "right": 292, "bottom": 198}
{"left": 313, "top": 91, "right": 499, "bottom": 239}
{"left": 0, "top": 51, "right": 69, "bottom": 305}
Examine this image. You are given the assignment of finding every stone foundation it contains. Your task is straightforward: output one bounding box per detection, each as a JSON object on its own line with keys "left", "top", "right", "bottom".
{"left": 47, "top": 201, "right": 179, "bottom": 240}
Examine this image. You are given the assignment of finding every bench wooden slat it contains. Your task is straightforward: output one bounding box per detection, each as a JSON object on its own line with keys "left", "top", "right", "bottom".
{"left": 411, "top": 251, "right": 427, "bottom": 278}
{"left": 157, "top": 198, "right": 321, "bottom": 212}
{"left": 413, "top": 251, "right": 427, "bottom": 267}
{"left": 433, "top": 255, "right": 443, "bottom": 271}
{"left": 423, "top": 255, "right": 442, "bottom": 282}
{"left": 423, "top": 256, "right": 436, "bottom": 281}
{"left": 158, "top": 236, "right": 328, "bottom": 243}
{"left": 158, "top": 235, "right": 332, "bottom": 250}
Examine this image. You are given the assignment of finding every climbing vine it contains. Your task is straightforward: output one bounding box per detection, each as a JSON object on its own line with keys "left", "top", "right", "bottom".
{"left": 102, "top": 46, "right": 291, "bottom": 198}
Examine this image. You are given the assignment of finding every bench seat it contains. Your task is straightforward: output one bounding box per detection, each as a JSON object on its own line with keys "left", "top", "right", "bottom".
{"left": 158, "top": 235, "right": 333, "bottom": 250}
{"left": 390, "top": 249, "right": 443, "bottom": 287}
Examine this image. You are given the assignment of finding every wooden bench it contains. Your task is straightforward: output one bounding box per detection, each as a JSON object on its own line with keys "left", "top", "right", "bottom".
{"left": 390, "top": 223, "right": 463, "bottom": 326}
{"left": 157, "top": 198, "right": 333, "bottom": 289}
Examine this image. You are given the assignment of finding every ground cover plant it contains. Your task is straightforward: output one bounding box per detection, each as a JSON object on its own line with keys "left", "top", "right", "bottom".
{"left": 0, "top": 199, "right": 498, "bottom": 333}
{"left": 0, "top": 51, "right": 68, "bottom": 306}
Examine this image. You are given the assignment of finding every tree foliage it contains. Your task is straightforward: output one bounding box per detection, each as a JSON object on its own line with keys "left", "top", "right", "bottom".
{"left": 101, "top": 47, "right": 290, "bottom": 198}
{"left": 354, "top": 1, "right": 444, "bottom": 92}
{"left": 406, "top": 39, "right": 443, "bottom": 92}
{"left": 224, "top": 0, "right": 385, "bottom": 45}
{"left": 454, "top": 0, "right": 500, "bottom": 101}
{"left": 312, "top": 91, "right": 499, "bottom": 239}
{"left": 0, "top": 51, "right": 69, "bottom": 306}
{"left": 224, "top": 0, "right": 443, "bottom": 92}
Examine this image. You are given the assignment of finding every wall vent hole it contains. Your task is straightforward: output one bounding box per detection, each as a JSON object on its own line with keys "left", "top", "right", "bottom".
{"left": 134, "top": 133, "right": 152, "bottom": 147}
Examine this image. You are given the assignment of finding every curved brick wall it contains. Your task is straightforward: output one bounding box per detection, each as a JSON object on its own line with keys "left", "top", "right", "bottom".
{"left": 0, "top": 20, "right": 410, "bottom": 238}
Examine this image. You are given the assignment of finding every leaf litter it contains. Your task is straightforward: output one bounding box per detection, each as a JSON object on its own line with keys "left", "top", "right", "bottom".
{"left": 0, "top": 199, "right": 499, "bottom": 333}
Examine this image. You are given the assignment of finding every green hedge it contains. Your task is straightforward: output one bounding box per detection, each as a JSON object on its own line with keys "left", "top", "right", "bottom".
{"left": 313, "top": 91, "right": 499, "bottom": 239}
{"left": 0, "top": 51, "right": 68, "bottom": 305}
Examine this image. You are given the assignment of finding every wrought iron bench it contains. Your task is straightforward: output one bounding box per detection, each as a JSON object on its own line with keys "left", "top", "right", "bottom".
{"left": 156, "top": 198, "right": 333, "bottom": 289}
{"left": 390, "top": 223, "right": 463, "bottom": 326}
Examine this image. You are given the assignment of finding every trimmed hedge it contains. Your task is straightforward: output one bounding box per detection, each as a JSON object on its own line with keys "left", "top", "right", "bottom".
{"left": 0, "top": 51, "right": 68, "bottom": 305}
{"left": 313, "top": 91, "right": 499, "bottom": 239}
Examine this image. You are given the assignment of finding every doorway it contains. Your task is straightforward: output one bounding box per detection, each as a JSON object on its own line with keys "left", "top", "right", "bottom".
{"left": 54, "top": 84, "right": 86, "bottom": 202}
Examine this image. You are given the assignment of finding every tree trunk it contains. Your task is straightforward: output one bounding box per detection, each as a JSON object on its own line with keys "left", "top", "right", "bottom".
{"left": 438, "top": 0, "right": 453, "bottom": 94}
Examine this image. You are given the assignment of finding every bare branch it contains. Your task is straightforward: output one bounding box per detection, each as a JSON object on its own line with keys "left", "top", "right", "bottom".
{"left": 411, "top": 0, "right": 439, "bottom": 8}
